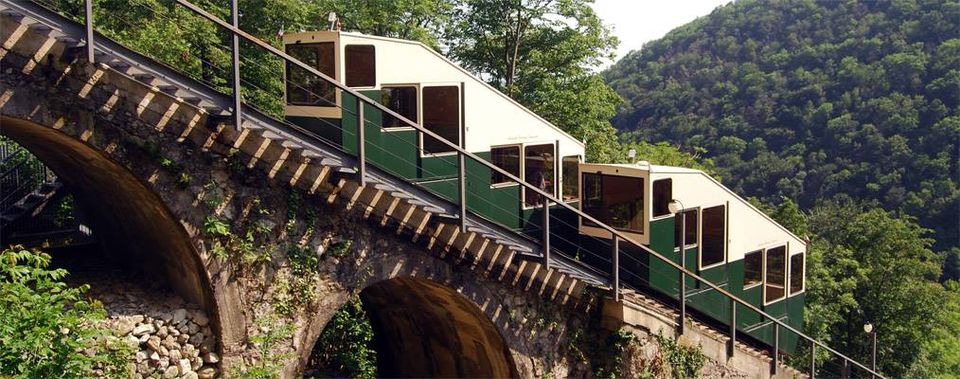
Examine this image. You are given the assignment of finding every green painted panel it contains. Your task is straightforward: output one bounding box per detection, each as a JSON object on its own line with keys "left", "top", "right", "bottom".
{"left": 285, "top": 116, "right": 343, "bottom": 146}
{"left": 418, "top": 178, "right": 458, "bottom": 203}
{"left": 688, "top": 265, "right": 730, "bottom": 323}
{"left": 463, "top": 154, "right": 522, "bottom": 229}
{"left": 649, "top": 218, "right": 680, "bottom": 297}
{"left": 420, "top": 154, "right": 458, "bottom": 180}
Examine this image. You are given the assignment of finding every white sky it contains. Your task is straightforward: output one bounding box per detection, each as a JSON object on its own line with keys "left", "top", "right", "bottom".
{"left": 593, "top": 0, "right": 731, "bottom": 69}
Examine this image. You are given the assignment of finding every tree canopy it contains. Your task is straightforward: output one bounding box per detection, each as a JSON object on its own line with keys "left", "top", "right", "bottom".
{"left": 605, "top": 0, "right": 960, "bottom": 252}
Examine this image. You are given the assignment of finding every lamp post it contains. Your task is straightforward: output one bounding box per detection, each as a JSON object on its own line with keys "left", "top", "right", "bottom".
{"left": 864, "top": 322, "right": 877, "bottom": 378}
{"left": 668, "top": 199, "right": 686, "bottom": 334}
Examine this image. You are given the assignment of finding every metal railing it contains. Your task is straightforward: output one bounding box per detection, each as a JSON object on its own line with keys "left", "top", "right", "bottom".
{"left": 44, "top": 0, "right": 884, "bottom": 377}
{"left": 0, "top": 140, "right": 54, "bottom": 212}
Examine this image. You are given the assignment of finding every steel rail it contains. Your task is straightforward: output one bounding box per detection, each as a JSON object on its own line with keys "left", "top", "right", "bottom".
{"left": 86, "top": 1, "right": 885, "bottom": 376}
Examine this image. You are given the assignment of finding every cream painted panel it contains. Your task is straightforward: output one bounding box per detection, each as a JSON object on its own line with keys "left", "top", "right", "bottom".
{"left": 650, "top": 171, "right": 806, "bottom": 262}
{"left": 337, "top": 34, "right": 584, "bottom": 156}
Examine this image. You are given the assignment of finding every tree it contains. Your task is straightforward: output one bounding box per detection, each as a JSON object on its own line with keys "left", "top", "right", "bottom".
{"left": 605, "top": 0, "right": 960, "bottom": 251}
{"left": 906, "top": 280, "right": 960, "bottom": 379}
{"left": 0, "top": 247, "right": 132, "bottom": 377}
{"left": 446, "top": 0, "right": 623, "bottom": 162}
{"left": 804, "top": 202, "right": 944, "bottom": 377}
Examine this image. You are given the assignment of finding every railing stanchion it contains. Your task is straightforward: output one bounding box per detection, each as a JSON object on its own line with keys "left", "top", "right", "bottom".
{"left": 842, "top": 358, "right": 850, "bottom": 379}
{"left": 678, "top": 208, "right": 686, "bottom": 335}
{"left": 84, "top": 0, "right": 94, "bottom": 63}
{"left": 356, "top": 97, "right": 365, "bottom": 186}
{"left": 458, "top": 152, "right": 467, "bottom": 231}
{"left": 230, "top": 0, "right": 241, "bottom": 130}
{"left": 772, "top": 323, "right": 779, "bottom": 375}
{"left": 612, "top": 235, "right": 620, "bottom": 301}
{"left": 542, "top": 198, "right": 551, "bottom": 267}
{"left": 729, "top": 300, "right": 736, "bottom": 358}
{"left": 810, "top": 340, "right": 817, "bottom": 379}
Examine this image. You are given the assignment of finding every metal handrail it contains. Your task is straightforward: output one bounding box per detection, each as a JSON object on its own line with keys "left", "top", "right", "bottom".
{"left": 61, "top": 0, "right": 883, "bottom": 376}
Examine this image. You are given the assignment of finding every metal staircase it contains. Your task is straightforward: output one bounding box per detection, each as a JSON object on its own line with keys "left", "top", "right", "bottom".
{"left": 0, "top": 1, "right": 885, "bottom": 377}
{"left": 0, "top": 139, "right": 58, "bottom": 228}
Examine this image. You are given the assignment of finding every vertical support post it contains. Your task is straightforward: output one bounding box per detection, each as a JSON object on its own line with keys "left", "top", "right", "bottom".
{"left": 458, "top": 152, "right": 467, "bottom": 231}
{"left": 772, "top": 323, "right": 780, "bottom": 375}
{"left": 457, "top": 81, "right": 467, "bottom": 231}
{"left": 871, "top": 331, "right": 878, "bottom": 379}
{"left": 810, "top": 341, "right": 817, "bottom": 379}
{"left": 84, "top": 0, "right": 94, "bottom": 63}
{"left": 542, "top": 198, "right": 550, "bottom": 267}
{"left": 356, "top": 97, "right": 366, "bottom": 186}
{"left": 230, "top": 0, "right": 242, "bottom": 130}
{"left": 728, "top": 300, "right": 736, "bottom": 358}
{"left": 679, "top": 211, "right": 686, "bottom": 335}
{"left": 842, "top": 358, "right": 849, "bottom": 379}
{"left": 612, "top": 235, "right": 620, "bottom": 301}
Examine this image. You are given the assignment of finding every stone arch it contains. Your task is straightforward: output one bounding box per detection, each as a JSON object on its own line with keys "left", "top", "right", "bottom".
{"left": 0, "top": 115, "right": 216, "bottom": 316}
{"left": 360, "top": 276, "right": 518, "bottom": 378}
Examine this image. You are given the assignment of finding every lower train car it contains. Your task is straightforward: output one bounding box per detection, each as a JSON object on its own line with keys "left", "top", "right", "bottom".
{"left": 280, "top": 28, "right": 805, "bottom": 352}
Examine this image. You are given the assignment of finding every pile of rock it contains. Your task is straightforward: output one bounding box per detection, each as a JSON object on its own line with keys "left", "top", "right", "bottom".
{"left": 108, "top": 308, "right": 220, "bottom": 379}
{"left": 68, "top": 270, "right": 222, "bottom": 379}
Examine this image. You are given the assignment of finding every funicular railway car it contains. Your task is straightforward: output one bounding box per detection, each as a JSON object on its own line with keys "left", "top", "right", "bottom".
{"left": 281, "top": 29, "right": 805, "bottom": 353}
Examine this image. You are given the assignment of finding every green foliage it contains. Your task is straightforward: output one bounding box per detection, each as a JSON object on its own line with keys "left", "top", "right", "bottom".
{"left": 447, "top": 0, "right": 623, "bottom": 162}
{"left": 54, "top": 194, "right": 76, "bottom": 228}
{"left": 804, "top": 202, "right": 944, "bottom": 377}
{"left": 906, "top": 280, "right": 960, "bottom": 379}
{"left": 653, "top": 334, "right": 705, "bottom": 379}
{"left": 232, "top": 312, "right": 295, "bottom": 379}
{"left": 0, "top": 246, "right": 133, "bottom": 378}
{"left": 606, "top": 0, "right": 960, "bottom": 251}
{"left": 308, "top": 296, "right": 377, "bottom": 379}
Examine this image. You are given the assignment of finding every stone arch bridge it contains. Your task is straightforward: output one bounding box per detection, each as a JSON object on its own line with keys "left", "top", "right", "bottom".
{"left": 0, "top": 3, "right": 790, "bottom": 377}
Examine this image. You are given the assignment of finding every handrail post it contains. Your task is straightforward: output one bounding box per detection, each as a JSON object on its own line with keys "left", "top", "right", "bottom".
{"left": 612, "top": 235, "right": 620, "bottom": 301}
{"left": 84, "top": 0, "right": 94, "bottom": 62}
{"left": 230, "top": 0, "right": 241, "bottom": 130}
{"left": 842, "top": 358, "right": 849, "bottom": 379}
{"left": 458, "top": 152, "right": 467, "bottom": 231}
{"left": 542, "top": 198, "right": 550, "bottom": 267}
{"left": 810, "top": 341, "right": 816, "bottom": 379}
{"left": 356, "top": 97, "right": 365, "bottom": 186}
{"left": 679, "top": 210, "right": 686, "bottom": 335}
{"left": 728, "top": 300, "right": 736, "bottom": 358}
{"left": 772, "top": 323, "right": 779, "bottom": 375}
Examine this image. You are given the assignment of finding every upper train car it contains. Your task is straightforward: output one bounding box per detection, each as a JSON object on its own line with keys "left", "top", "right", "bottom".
{"left": 282, "top": 30, "right": 584, "bottom": 227}
{"left": 281, "top": 29, "right": 805, "bottom": 352}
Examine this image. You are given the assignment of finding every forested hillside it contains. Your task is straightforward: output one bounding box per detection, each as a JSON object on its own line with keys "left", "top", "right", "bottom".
{"left": 605, "top": 0, "right": 959, "bottom": 251}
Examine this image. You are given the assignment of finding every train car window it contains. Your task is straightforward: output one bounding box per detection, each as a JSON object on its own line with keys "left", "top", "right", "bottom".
{"left": 381, "top": 86, "right": 418, "bottom": 128}
{"left": 581, "top": 173, "right": 644, "bottom": 232}
{"left": 790, "top": 253, "right": 805, "bottom": 295}
{"left": 491, "top": 146, "right": 520, "bottom": 185}
{"left": 743, "top": 250, "right": 763, "bottom": 288}
{"left": 653, "top": 179, "right": 672, "bottom": 217}
{"left": 765, "top": 245, "right": 787, "bottom": 303}
{"left": 421, "top": 86, "right": 460, "bottom": 154}
{"left": 561, "top": 156, "right": 579, "bottom": 202}
{"left": 286, "top": 42, "right": 335, "bottom": 106}
{"left": 524, "top": 144, "right": 555, "bottom": 206}
{"left": 701, "top": 205, "right": 726, "bottom": 267}
{"left": 345, "top": 45, "right": 376, "bottom": 87}
{"left": 673, "top": 209, "right": 698, "bottom": 249}
{"left": 582, "top": 173, "right": 602, "bottom": 218}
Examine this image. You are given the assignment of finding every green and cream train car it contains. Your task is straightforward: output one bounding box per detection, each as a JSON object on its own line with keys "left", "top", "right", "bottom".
{"left": 573, "top": 162, "right": 807, "bottom": 351}
{"left": 282, "top": 30, "right": 585, "bottom": 229}
{"left": 280, "top": 29, "right": 805, "bottom": 352}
